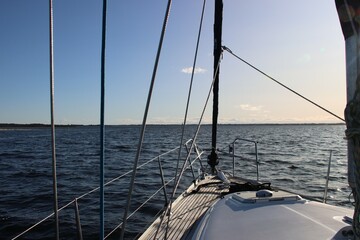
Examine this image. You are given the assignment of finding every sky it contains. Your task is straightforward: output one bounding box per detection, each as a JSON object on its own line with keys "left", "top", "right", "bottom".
{"left": 0, "top": 0, "right": 346, "bottom": 125}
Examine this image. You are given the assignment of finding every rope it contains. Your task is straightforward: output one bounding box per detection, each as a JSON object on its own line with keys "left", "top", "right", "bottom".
{"left": 120, "top": 1, "right": 173, "bottom": 239}
{"left": 49, "top": 0, "right": 59, "bottom": 239}
{"left": 345, "top": 75, "right": 360, "bottom": 239}
{"left": 174, "top": 0, "right": 207, "bottom": 201}
{"left": 222, "top": 46, "right": 345, "bottom": 122}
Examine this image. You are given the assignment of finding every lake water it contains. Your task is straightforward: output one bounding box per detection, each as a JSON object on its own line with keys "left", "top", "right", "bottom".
{"left": 0, "top": 124, "right": 353, "bottom": 239}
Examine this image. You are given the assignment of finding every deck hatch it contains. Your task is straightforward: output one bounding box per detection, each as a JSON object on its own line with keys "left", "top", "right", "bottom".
{"left": 232, "top": 190, "right": 302, "bottom": 203}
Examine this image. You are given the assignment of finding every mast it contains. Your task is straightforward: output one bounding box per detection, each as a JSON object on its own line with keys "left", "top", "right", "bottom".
{"left": 208, "top": 0, "right": 222, "bottom": 173}
{"left": 335, "top": 0, "right": 360, "bottom": 238}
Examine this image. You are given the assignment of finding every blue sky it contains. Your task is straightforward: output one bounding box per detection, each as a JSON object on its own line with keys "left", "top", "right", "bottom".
{"left": 0, "top": 0, "right": 345, "bottom": 124}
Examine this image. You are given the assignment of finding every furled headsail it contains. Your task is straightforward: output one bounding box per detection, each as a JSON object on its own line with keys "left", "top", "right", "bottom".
{"left": 335, "top": 0, "right": 360, "bottom": 238}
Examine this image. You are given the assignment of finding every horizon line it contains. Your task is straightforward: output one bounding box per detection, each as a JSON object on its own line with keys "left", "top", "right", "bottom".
{"left": 0, "top": 122, "right": 345, "bottom": 128}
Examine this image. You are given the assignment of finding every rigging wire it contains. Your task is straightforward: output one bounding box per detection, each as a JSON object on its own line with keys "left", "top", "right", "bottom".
{"left": 173, "top": 0, "right": 207, "bottom": 201}
{"left": 222, "top": 46, "right": 345, "bottom": 122}
{"left": 161, "top": 53, "right": 223, "bottom": 237}
{"left": 49, "top": 0, "right": 59, "bottom": 239}
{"left": 153, "top": 1, "right": 209, "bottom": 238}
{"left": 172, "top": 53, "right": 222, "bottom": 199}
{"left": 99, "top": 0, "right": 107, "bottom": 239}
{"left": 120, "top": 1, "right": 173, "bottom": 239}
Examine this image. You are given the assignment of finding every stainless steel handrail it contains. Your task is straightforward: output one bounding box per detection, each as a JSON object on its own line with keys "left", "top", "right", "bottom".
{"left": 230, "top": 138, "right": 259, "bottom": 180}
{"left": 323, "top": 150, "right": 333, "bottom": 203}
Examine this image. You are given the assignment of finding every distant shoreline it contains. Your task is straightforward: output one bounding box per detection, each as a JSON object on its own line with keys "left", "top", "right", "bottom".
{"left": 0, "top": 122, "right": 345, "bottom": 129}
{"left": 0, "top": 123, "right": 87, "bottom": 129}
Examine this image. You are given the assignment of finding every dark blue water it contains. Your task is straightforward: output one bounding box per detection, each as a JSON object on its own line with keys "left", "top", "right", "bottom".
{"left": 0, "top": 124, "right": 352, "bottom": 239}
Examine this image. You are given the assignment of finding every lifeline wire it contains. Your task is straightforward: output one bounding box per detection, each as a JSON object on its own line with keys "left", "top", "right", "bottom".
{"left": 120, "top": 1, "right": 173, "bottom": 239}
{"left": 49, "top": 0, "right": 59, "bottom": 239}
{"left": 11, "top": 147, "right": 180, "bottom": 239}
{"left": 222, "top": 46, "right": 345, "bottom": 122}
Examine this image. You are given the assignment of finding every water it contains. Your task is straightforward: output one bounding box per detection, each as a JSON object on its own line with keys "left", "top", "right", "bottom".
{"left": 0, "top": 124, "right": 353, "bottom": 239}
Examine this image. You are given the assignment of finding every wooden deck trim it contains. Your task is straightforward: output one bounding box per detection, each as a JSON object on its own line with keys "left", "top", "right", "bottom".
{"left": 138, "top": 176, "right": 225, "bottom": 240}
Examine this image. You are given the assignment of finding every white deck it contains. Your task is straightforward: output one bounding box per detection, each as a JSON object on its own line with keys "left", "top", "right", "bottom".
{"left": 188, "top": 190, "right": 354, "bottom": 240}
{"left": 139, "top": 176, "right": 354, "bottom": 240}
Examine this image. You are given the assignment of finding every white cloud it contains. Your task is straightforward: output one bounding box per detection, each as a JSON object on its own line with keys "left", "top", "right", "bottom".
{"left": 297, "top": 53, "right": 312, "bottom": 63}
{"left": 238, "top": 104, "right": 263, "bottom": 111}
{"left": 181, "top": 67, "right": 207, "bottom": 74}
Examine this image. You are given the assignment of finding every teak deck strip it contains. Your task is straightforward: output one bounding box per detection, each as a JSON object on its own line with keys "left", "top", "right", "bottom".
{"left": 138, "top": 176, "right": 225, "bottom": 240}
